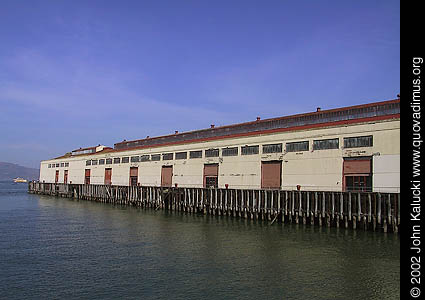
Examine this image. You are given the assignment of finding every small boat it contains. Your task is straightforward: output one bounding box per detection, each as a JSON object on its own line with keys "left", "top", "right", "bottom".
{"left": 13, "top": 177, "right": 28, "bottom": 183}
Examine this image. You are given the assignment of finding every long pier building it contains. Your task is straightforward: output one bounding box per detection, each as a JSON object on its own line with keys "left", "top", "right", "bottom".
{"left": 39, "top": 98, "right": 400, "bottom": 193}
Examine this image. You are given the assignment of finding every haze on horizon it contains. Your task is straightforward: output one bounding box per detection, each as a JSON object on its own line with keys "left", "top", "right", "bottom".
{"left": 0, "top": 0, "right": 400, "bottom": 169}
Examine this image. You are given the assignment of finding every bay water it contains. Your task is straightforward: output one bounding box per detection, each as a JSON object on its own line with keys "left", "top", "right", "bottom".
{"left": 0, "top": 182, "right": 399, "bottom": 299}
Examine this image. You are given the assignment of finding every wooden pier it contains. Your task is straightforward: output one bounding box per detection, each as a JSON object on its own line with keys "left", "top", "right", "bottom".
{"left": 28, "top": 182, "right": 400, "bottom": 233}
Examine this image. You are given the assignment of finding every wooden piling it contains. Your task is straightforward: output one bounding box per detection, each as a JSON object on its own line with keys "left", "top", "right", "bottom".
{"left": 27, "top": 182, "right": 399, "bottom": 233}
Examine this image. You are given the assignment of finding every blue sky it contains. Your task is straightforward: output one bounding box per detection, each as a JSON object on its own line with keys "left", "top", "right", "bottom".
{"left": 0, "top": 0, "right": 400, "bottom": 168}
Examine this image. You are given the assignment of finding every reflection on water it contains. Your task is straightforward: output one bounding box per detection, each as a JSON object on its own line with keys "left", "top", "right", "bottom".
{"left": 0, "top": 182, "right": 399, "bottom": 299}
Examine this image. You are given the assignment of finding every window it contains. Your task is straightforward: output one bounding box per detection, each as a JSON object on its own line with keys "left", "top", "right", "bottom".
{"left": 131, "top": 156, "right": 140, "bottom": 162}
{"left": 313, "top": 138, "right": 339, "bottom": 150}
{"left": 60, "top": 162, "right": 64, "bottom": 167}
{"left": 86, "top": 160, "right": 91, "bottom": 166}
{"left": 263, "top": 143, "right": 282, "bottom": 154}
{"left": 99, "top": 159, "right": 105, "bottom": 165}
{"left": 175, "top": 152, "right": 187, "bottom": 160}
{"left": 92, "top": 160, "right": 98, "bottom": 165}
{"left": 140, "top": 155, "right": 150, "bottom": 162}
{"left": 113, "top": 158, "right": 121, "bottom": 164}
{"left": 65, "top": 162, "right": 69, "bottom": 167}
{"left": 56, "top": 163, "right": 60, "bottom": 167}
{"left": 205, "top": 177, "right": 218, "bottom": 188}
{"left": 106, "top": 158, "right": 112, "bottom": 165}
{"left": 345, "top": 176, "right": 372, "bottom": 192}
{"left": 48, "top": 164, "right": 51, "bottom": 168}
{"left": 241, "top": 145, "right": 259, "bottom": 155}
{"left": 286, "top": 141, "right": 309, "bottom": 152}
{"left": 122, "top": 157, "right": 129, "bottom": 163}
{"left": 222, "top": 147, "right": 238, "bottom": 156}
{"left": 344, "top": 135, "right": 373, "bottom": 148}
{"left": 151, "top": 154, "right": 161, "bottom": 161}
{"left": 189, "top": 150, "right": 202, "bottom": 159}
{"left": 72, "top": 148, "right": 95, "bottom": 156}
{"left": 162, "top": 153, "right": 173, "bottom": 160}
{"left": 205, "top": 148, "right": 219, "bottom": 157}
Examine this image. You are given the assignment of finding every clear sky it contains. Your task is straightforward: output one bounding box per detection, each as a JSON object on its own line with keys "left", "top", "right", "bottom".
{"left": 0, "top": 0, "right": 400, "bottom": 168}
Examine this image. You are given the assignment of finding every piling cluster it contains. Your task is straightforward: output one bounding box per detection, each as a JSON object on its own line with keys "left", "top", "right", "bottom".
{"left": 28, "top": 182, "right": 399, "bottom": 233}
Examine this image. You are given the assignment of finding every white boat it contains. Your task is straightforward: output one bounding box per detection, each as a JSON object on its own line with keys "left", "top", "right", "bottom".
{"left": 13, "top": 177, "right": 27, "bottom": 183}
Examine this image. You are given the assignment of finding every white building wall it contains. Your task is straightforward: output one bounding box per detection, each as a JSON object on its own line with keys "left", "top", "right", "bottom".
{"left": 220, "top": 155, "right": 262, "bottom": 189}
{"left": 283, "top": 152, "right": 343, "bottom": 191}
{"left": 373, "top": 155, "right": 400, "bottom": 193}
{"left": 139, "top": 162, "right": 164, "bottom": 186}
{"left": 172, "top": 159, "right": 201, "bottom": 187}
{"left": 89, "top": 165, "right": 105, "bottom": 185}
{"left": 110, "top": 162, "right": 131, "bottom": 186}
{"left": 68, "top": 160, "right": 85, "bottom": 184}
{"left": 39, "top": 119, "right": 400, "bottom": 192}
{"left": 39, "top": 162, "right": 51, "bottom": 182}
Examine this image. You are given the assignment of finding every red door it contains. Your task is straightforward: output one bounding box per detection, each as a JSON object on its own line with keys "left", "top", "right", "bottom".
{"left": 130, "top": 167, "right": 138, "bottom": 186}
{"left": 55, "top": 170, "right": 59, "bottom": 183}
{"left": 261, "top": 161, "right": 282, "bottom": 189}
{"left": 64, "top": 170, "right": 68, "bottom": 184}
{"left": 343, "top": 157, "right": 372, "bottom": 192}
{"left": 161, "top": 166, "right": 173, "bottom": 187}
{"left": 85, "top": 169, "right": 91, "bottom": 185}
{"left": 105, "top": 168, "right": 112, "bottom": 185}
{"left": 203, "top": 164, "right": 218, "bottom": 188}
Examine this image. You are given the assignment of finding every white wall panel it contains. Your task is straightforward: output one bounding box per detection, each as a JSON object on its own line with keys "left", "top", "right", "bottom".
{"left": 39, "top": 119, "right": 400, "bottom": 192}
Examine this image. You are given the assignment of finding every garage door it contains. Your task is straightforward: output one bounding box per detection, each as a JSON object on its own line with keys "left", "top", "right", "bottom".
{"left": 105, "top": 168, "right": 112, "bottom": 185}
{"left": 161, "top": 166, "right": 173, "bottom": 187}
{"left": 204, "top": 164, "right": 218, "bottom": 188}
{"left": 261, "top": 161, "right": 282, "bottom": 189}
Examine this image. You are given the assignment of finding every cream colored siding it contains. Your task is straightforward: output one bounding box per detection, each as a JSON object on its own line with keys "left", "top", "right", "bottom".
{"left": 67, "top": 160, "right": 85, "bottom": 184}
{"left": 173, "top": 159, "right": 203, "bottom": 187}
{"left": 109, "top": 162, "right": 131, "bottom": 186}
{"left": 138, "top": 162, "right": 163, "bottom": 186}
{"left": 282, "top": 154, "right": 343, "bottom": 191}
{"left": 220, "top": 155, "right": 261, "bottom": 189}
{"left": 373, "top": 155, "right": 400, "bottom": 193}
{"left": 39, "top": 163, "right": 50, "bottom": 182}
{"left": 39, "top": 119, "right": 400, "bottom": 192}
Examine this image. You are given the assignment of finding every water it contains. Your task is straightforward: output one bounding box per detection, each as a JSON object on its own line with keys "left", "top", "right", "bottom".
{"left": 0, "top": 182, "right": 399, "bottom": 299}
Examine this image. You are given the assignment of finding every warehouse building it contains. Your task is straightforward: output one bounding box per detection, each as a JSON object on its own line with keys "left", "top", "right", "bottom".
{"left": 39, "top": 98, "right": 400, "bottom": 192}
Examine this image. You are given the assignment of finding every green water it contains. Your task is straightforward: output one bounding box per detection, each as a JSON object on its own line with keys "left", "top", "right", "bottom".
{"left": 0, "top": 182, "right": 399, "bottom": 299}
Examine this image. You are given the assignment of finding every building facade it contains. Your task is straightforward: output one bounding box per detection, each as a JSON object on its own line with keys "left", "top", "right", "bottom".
{"left": 39, "top": 99, "right": 400, "bottom": 192}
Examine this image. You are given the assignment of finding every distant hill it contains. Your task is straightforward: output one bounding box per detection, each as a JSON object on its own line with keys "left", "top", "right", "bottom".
{"left": 0, "top": 162, "right": 39, "bottom": 181}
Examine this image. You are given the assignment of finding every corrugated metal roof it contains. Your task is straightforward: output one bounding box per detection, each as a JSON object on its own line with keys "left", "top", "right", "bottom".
{"left": 114, "top": 99, "right": 400, "bottom": 151}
